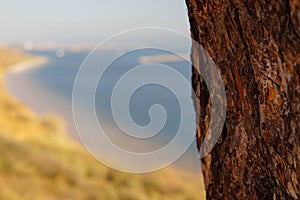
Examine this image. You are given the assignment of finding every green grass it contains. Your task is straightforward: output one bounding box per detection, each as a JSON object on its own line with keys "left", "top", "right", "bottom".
{"left": 0, "top": 47, "right": 205, "bottom": 200}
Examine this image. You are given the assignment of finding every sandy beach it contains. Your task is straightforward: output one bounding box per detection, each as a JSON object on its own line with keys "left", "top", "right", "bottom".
{"left": 7, "top": 56, "right": 49, "bottom": 74}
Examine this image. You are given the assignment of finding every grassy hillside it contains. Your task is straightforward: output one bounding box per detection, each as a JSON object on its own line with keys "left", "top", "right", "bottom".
{"left": 0, "top": 48, "right": 205, "bottom": 200}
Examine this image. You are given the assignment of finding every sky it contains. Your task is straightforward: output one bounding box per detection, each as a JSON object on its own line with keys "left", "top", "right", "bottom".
{"left": 0, "top": 0, "right": 190, "bottom": 45}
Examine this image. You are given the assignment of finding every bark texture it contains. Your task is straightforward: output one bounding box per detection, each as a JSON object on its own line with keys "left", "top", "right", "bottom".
{"left": 185, "top": 0, "right": 300, "bottom": 199}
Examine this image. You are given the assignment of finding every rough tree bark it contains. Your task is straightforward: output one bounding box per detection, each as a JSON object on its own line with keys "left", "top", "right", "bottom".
{"left": 185, "top": 0, "right": 300, "bottom": 199}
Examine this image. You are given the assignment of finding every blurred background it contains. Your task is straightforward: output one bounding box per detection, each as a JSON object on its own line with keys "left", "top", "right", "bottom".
{"left": 0, "top": 0, "right": 205, "bottom": 199}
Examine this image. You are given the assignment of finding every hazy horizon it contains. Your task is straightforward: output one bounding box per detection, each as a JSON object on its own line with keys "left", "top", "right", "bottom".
{"left": 1, "top": 0, "right": 190, "bottom": 45}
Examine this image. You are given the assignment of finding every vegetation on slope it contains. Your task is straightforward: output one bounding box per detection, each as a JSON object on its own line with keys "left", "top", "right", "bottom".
{"left": 0, "top": 48, "right": 205, "bottom": 200}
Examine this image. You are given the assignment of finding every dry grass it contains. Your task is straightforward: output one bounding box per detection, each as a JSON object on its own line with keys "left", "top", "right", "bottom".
{"left": 0, "top": 47, "right": 205, "bottom": 200}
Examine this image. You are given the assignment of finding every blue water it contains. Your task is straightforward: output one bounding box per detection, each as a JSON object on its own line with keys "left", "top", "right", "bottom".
{"left": 8, "top": 49, "right": 201, "bottom": 172}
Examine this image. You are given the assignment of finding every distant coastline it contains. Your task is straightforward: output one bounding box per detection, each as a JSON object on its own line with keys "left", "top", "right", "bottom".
{"left": 7, "top": 56, "right": 49, "bottom": 74}
{"left": 2, "top": 48, "right": 205, "bottom": 179}
{"left": 0, "top": 48, "right": 205, "bottom": 200}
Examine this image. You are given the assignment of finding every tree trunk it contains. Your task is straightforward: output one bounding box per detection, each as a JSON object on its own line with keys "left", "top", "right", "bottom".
{"left": 185, "top": 0, "right": 300, "bottom": 199}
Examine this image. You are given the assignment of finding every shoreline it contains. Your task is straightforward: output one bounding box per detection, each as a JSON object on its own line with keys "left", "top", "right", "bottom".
{"left": 7, "top": 56, "right": 49, "bottom": 74}
{"left": 3, "top": 51, "right": 202, "bottom": 174}
{"left": 3, "top": 54, "right": 77, "bottom": 136}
